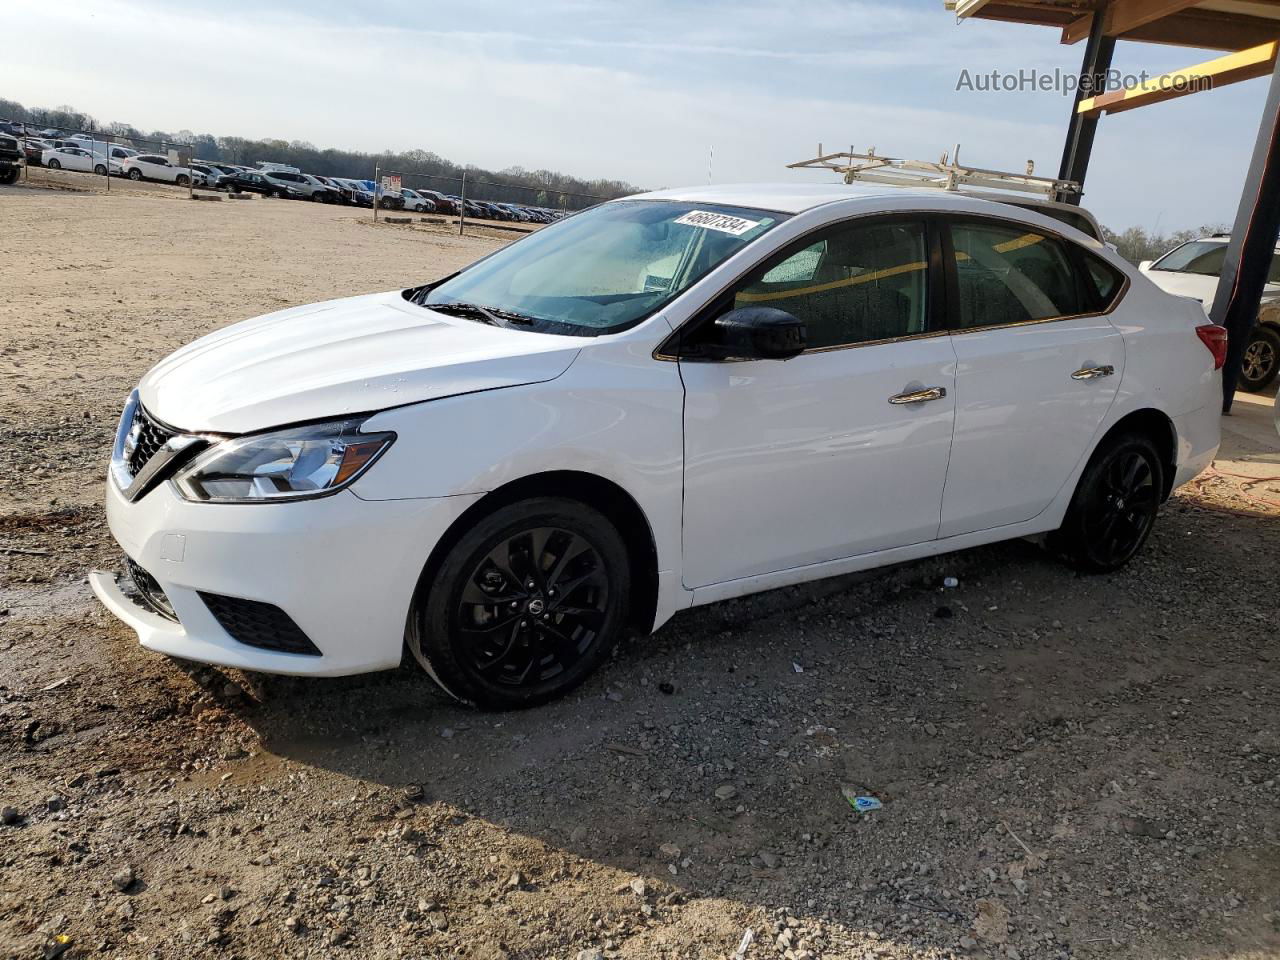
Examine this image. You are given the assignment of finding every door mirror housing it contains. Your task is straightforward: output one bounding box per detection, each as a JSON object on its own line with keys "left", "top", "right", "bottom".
{"left": 705, "top": 306, "right": 806, "bottom": 360}
{"left": 1138, "top": 260, "right": 1153, "bottom": 272}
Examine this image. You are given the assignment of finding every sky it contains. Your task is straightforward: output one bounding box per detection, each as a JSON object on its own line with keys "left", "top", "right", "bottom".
{"left": 5, "top": 0, "right": 1270, "bottom": 230}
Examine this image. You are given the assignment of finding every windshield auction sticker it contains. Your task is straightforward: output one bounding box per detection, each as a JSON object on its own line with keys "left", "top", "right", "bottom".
{"left": 673, "top": 210, "right": 762, "bottom": 236}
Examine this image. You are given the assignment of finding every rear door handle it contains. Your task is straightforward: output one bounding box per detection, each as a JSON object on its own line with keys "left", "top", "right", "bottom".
{"left": 888, "top": 386, "right": 947, "bottom": 405}
{"left": 1071, "top": 365, "right": 1115, "bottom": 381}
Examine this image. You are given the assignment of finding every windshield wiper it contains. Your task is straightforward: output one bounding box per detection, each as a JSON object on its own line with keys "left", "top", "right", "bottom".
{"left": 425, "top": 301, "right": 537, "bottom": 327}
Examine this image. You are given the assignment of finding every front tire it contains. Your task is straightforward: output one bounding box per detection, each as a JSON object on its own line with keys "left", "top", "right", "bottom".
{"left": 1050, "top": 433, "right": 1164, "bottom": 573}
{"left": 1240, "top": 326, "right": 1280, "bottom": 392}
{"left": 175, "top": 174, "right": 190, "bottom": 186}
{"left": 410, "top": 498, "right": 631, "bottom": 709}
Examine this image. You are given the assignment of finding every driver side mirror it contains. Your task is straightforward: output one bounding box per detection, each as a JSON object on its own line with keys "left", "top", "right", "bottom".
{"left": 1138, "top": 260, "right": 1153, "bottom": 272}
{"left": 704, "top": 306, "right": 807, "bottom": 361}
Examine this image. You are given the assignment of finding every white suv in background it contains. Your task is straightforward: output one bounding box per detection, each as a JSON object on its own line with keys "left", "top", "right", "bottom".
{"left": 121, "top": 154, "right": 193, "bottom": 185}
{"left": 93, "top": 184, "right": 1223, "bottom": 709}
{"left": 1141, "top": 235, "right": 1280, "bottom": 391}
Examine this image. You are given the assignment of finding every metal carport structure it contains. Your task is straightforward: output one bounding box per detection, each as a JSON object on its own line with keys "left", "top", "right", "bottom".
{"left": 943, "top": 0, "right": 1280, "bottom": 411}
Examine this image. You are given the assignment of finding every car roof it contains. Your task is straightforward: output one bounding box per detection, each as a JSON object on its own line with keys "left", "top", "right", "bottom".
{"left": 630, "top": 182, "right": 952, "bottom": 214}
{"left": 627, "top": 182, "right": 1107, "bottom": 242}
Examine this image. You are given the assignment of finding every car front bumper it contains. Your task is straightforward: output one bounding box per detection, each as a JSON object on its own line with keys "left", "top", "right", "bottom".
{"left": 94, "top": 476, "right": 481, "bottom": 676}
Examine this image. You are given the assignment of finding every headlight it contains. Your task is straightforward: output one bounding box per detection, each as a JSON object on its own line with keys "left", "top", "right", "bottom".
{"left": 172, "top": 418, "right": 395, "bottom": 503}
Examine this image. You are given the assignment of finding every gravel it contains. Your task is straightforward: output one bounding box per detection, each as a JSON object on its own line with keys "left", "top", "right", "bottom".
{"left": 1, "top": 184, "right": 1278, "bottom": 959}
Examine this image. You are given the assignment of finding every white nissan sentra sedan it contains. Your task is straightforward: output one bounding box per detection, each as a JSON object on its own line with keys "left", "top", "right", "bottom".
{"left": 92, "top": 183, "right": 1224, "bottom": 708}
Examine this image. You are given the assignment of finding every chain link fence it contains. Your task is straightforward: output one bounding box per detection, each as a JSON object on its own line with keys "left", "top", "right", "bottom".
{"left": 10, "top": 121, "right": 196, "bottom": 195}
{"left": 372, "top": 167, "right": 607, "bottom": 234}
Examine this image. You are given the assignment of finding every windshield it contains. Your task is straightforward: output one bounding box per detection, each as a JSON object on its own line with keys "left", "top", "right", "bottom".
{"left": 417, "top": 200, "right": 785, "bottom": 335}
{"left": 1152, "top": 241, "right": 1228, "bottom": 277}
{"left": 1152, "top": 241, "right": 1280, "bottom": 282}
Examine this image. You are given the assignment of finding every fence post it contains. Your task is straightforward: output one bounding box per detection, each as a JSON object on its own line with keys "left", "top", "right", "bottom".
{"left": 458, "top": 171, "right": 467, "bottom": 236}
{"left": 373, "top": 163, "right": 380, "bottom": 221}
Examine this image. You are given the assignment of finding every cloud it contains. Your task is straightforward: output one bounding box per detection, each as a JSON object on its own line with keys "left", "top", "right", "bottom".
{"left": 4, "top": 0, "right": 1263, "bottom": 229}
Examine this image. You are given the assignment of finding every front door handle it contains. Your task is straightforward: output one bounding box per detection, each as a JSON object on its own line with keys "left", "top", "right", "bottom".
{"left": 888, "top": 386, "right": 947, "bottom": 405}
{"left": 1071, "top": 364, "right": 1115, "bottom": 381}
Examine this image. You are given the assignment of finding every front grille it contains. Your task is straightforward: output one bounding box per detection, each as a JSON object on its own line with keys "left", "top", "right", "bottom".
{"left": 124, "top": 555, "right": 178, "bottom": 621}
{"left": 199, "top": 593, "right": 321, "bottom": 656}
{"left": 127, "top": 404, "right": 178, "bottom": 478}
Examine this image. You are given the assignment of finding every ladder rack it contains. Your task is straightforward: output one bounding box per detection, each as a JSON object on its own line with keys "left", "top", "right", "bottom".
{"left": 787, "top": 145, "right": 1080, "bottom": 200}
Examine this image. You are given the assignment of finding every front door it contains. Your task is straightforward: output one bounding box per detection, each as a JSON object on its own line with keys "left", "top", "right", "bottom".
{"left": 678, "top": 216, "right": 957, "bottom": 589}
{"left": 939, "top": 217, "right": 1125, "bottom": 537}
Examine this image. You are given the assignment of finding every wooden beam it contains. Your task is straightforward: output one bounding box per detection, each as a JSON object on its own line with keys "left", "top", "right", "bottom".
{"left": 1108, "top": 0, "right": 1202, "bottom": 34}
{"left": 1062, "top": 14, "right": 1095, "bottom": 44}
{"left": 954, "top": 0, "right": 997, "bottom": 16}
{"left": 975, "top": 2, "right": 1087, "bottom": 26}
{"left": 1077, "top": 40, "right": 1279, "bottom": 115}
{"left": 1063, "top": 0, "right": 1199, "bottom": 43}
{"left": 1124, "top": 9, "right": 1280, "bottom": 47}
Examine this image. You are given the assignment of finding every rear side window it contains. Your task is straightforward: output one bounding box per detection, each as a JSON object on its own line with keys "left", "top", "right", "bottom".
{"left": 949, "top": 220, "right": 1086, "bottom": 329}
{"left": 1084, "top": 255, "right": 1125, "bottom": 308}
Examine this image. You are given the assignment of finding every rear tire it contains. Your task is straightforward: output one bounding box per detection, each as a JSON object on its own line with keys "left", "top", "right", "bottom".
{"left": 48, "top": 159, "right": 61, "bottom": 169}
{"left": 1049, "top": 433, "right": 1164, "bottom": 573}
{"left": 128, "top": 168, "right": 142, "bottom": 181}
{"left": 1239, "top": 326, "right": 1280, "bottom": 392}
{"left": 409, "top": 497, "right": 631, "bottom": 710}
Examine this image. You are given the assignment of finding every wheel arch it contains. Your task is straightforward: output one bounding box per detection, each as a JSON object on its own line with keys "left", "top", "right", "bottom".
{"left": 1094, "top": 408, "right": 1178, "bottom": 500}
{"left": 409, "top": 470, "right": 660, "bottom": 638}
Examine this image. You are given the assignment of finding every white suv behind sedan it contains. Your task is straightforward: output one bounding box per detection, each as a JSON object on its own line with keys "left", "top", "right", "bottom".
{"left": 93, "top": 184, "right": 1224, "bottom": 708}
{"left": 1140, "top": 234, "right": 1280, "bottom": 391}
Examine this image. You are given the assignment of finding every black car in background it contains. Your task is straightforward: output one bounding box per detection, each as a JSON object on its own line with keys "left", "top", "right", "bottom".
{"left": 227, "top": 170, "right": 297, "bottom": 197}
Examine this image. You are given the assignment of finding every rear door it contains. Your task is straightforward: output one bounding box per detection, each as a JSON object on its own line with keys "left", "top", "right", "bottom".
{"left": 939, "top": 216, "right": 1126, "bottom": 537}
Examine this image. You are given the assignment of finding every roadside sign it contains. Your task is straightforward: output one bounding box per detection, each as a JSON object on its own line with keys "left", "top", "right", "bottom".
{"left": 379, "top": 174, "right": 402, "bottom": 198}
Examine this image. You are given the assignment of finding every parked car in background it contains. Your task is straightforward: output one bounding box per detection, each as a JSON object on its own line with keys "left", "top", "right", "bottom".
{"left": 255, "top": 170, "right": 336, "bottom": 201}
{"left": 327, "top": 178, "right": 374, "bottom": 206}
{"left": 21, "top": 138, "right": 51, "bottom": 164}
{"left": 121, "top": 154, "right": 193, "bottom": 185}
{"left": 91, "top": 183, "right": 1223, "bottom": 709}
{"left": 225, "top": 170, "right": 281, "bottom": 196}
{"left": 189, "top": 163, "right": 231, "bottom": 189}
{"left": 0, "top": 132, "right": 24, "bottom": 185}
{"left": 1141, "top": 234, "right": 1280, "bottom": 391}
{"left": 42, "top": 144, "right": 100, "bottom": 173}
{"left": 400, "top": 188, "right": 436, "bottom": 212}
{"left": 419, "top": 190, "right": 456, "bottom": 214}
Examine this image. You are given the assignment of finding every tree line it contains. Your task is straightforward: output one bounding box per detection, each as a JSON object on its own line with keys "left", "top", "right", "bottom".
{"left": 0, "top": 97, "right": 641, "bottom": 210}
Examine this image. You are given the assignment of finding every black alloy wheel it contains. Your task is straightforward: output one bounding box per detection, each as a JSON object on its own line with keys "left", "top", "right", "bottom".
{"left": 1052, "top": 433, "right": 1163, "bottom": 573}
{"left": 1240, "top": 326, "right": 1280, "bottom": 391}
{"left": 411, "top": 498, "right": 630, "bottom": 709}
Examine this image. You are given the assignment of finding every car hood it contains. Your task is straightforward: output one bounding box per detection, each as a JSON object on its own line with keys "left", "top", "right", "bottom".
{"left": 138, "top": 291, "right": 583, "bottom": 433}
{"left": 1142, "top": 267, "right": 1280, "bottom": 304}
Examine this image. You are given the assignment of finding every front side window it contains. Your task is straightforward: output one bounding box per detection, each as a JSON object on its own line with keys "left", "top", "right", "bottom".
{"left": 950, "top": 220, "right": 1085, "bottom": 329}
{"left": 730, "top": 219, "right": 930, "bottom": 349}
{"left": 419, "top": 200, "right": 785, "bottom": 336}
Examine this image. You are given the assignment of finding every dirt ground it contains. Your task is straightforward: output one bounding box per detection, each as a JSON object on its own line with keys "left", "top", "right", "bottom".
{"left": 1, "top": 175, "right": 1278, "bottom": 960}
